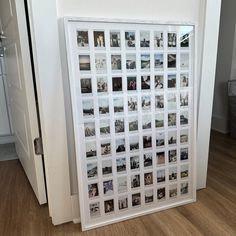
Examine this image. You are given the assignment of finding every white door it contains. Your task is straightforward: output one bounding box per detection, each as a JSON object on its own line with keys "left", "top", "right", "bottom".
{"left": 0, "top": 0, "right": 47, "bottom": 204}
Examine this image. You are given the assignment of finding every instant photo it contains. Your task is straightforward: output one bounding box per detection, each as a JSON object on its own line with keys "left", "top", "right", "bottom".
{"left": 110, "top": 31, "right": 121, "bottom": 48}
{"left": 129, "top": 136, "right": 139, "bottom": 151}
{"left": 125, "top": 31, "right": 136, "bottom": 48}
{"left": 155, "top": 75, "right": 164, "bottom": 89}
{"left": 95, "top": 54, "right": 107, "bottom": 72}
{"left": 118, "top": 196, "right": 128, "bottom": 210}
{"left": 111, "top": 54, "right": 122, "bottom": 71}
{"left": 84, "top": 122, "right": 96, "bottom": 137}
{"left": 114, "top": 97, "right": 124, "bottom": 113}
{"left": 115, "top": 118, "right": 125, "bottom": 133}
{"left": 156, "top": 152, "right": 165, "bottom": 165}
{"left": 100, "top": 120, "right": 110, "bottom": 136}
{"left": 89, "top": 202, "right": 100, "bottom": 218}
{"left": 101, "top": 140, "right": 111, "bottom": 156}
{"left": 79, "top": 55, "right": 91, "bottom": 71}
{"left": 132, "top": 193, "right": 141, "bottom": 207}
{"left": 116, "top": 157, "right": 126, "bottom": 173}
{"left": 169, "top": 166, "right": 177, "bottom": 181}
{"left": 103, "top": 180, "right": 113, "bottom": 195}
{"left": 145, "top": 190, "right": 154, "bottom": 204}
{"left": 143, "top": 135, "right": 152, "bottom": 149}
{"left": 141, "top": 75, "right": 151, "bottom": 89}
{"left": 154, "top": 31, "right": 164, "bottom": 49}
{"left": 155, "top": 95, "right": 164, "bottom": 109}
{"left": 102, "top": 159, "right": 112, "bottom": 175}
{"left": 87, "top": 162, "right": 98, "bottom": 179}
{"left": 181, "top": 182, "right": 189, "bottom": 195}
{"left": 80, "top": 78, "right": 92, "bottom": 94}
{"left": 155, "top": 113, "right": 164, "bottom": 128}
{"left": 180, "top": 111, "right": 188, "bottom": 126}
{"left": 126, "top": 54, "right": 136, "bottom": 70}
{"left": 98, "top": 98, "right": 109, "bottom": 115}
{"left": 86, "top": 142, "right": 97, "bottom": 158}
{"left": 118, "top": 176, "right": 127, "bottom": 193}
{"left": 180, "top": 92, "right": 189, "bottom": 107}
{"left": 181, "top": 164, "right": 189, "bottom": 178}
{"left": 168, "top": 113, "right": 177, "bottom": 127}
{"left": 128, "top": 96, "right": 138, "bottom": 112}
{"left": 141, "top": 54, "right": 150, "bottom": 70}
{"left": 112, "top": 77, "right": 123, "bottom": 92}
{"left": 142, "top": 115, "right": 152, "bottom": 130}
{"left": 104, "top": 199, "right": 114, "bottom": 214}
{"left": 157, "top": 187, "right": 166, "bottom": 200}
{"left": 131, "top": 174, "right": 141, "bottom": 188}
{"left": 77, "top": 30, "right": 89, "bottom": 48}
{"left": 127, "top": 76, "right": 137, "bottom": 91}
{"left": 168, "top": 93, "right": 177, "bottom": 110}
{"left": 180, "top": 53, "right": 189, "bottom": 70}
{"left": 130, "top": 156, "right": 140, "bottom": 170}
{"left": 168, "top": 74, "right": 177, "bottom": 89}
{"left": 180, "top": 148, "right": 188, "bottom": 161}
{"left": 168, "top": 130, "right": 177, "bottom": 145}
{"left": 168, "top": 33, "right": 177, "bottom": 48}
{"left": 154, "top": 54, "right": 164, "bottom": 70}
{"left": 169, "top": 184, "right": 178, "bottom": 198}
{"left": 140, "top": 31, "right": 150, "bottom": 48}
{"left": 129, "top": 117, "right": 139, "bottom": 132}
{"left": 144, "top": 172, "right": 153, "bottom": 186}
{"left": 156, "top": 132, "right": 165, "bottom": 148}
{"left": 169, "top": 149, "right": 177, "bottom": 163}
{"left": 144, "top": 153, "right": 153, "bottom": 168}
{"left": 180, "top": 129, "right": 189, "bottom": 144}
{"left": 94, "top": 31, "right": 105, "bottom": 48}
{"left": 180, "top": 73, "right": 189, "bottom": 87}
{"left": 168, "top": 54, "right": 176, "bottom": 68}
{"left": 142, "top": 96, "right": 151, "bottom": 111}
{"left": 180, "top": 33, "right": 189, "bottom": 47}
{"left": 116, "top": 138, "right": 126, "bottom": 153}
{"left": 97, "top": 77, "right": 108, "bottom": 93}
{"left": 88, "top": 183, "right": 99, "bottom": 198}
{"left": 157, "top": 169, "right": 165, "bottom": 183}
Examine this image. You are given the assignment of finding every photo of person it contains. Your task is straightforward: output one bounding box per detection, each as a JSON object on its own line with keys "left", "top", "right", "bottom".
{"left": 80, "top": 78, "right": 92, "bottom": 94}
{"left": 132, "top": 193, "right": 141, "bottom": 207}
{"left": 168, "top": 130, "right": 177, "bottom": 145}
{"left": 131, "top": 174, "right": 140, "bottom": 188}
{"left": 169, "top": 149, "right": 177, "bottom": 163}
{"left": 111, "top": 54, "right": 122, "bottom": 71}
{"left": 180, "top": 129, "right": 188, "bottom": 144}
{"left": 154, "top": 31, "right": 164, "bottom": 49}
{"left": 140, "top": 31, "right": 150, "bottom": 48}
{"left": 168, "top": 113, "right": 177, "bottom": 127}
{"left": 157, "top": 169, "right": 165, "bottom": 183}
{"left": 103, "top": 180, "right": 113, "bottom": 195}
{"left": 142, "top": 96, "right": 151, "bottom": 111}
{"left": 87, "top": 162, "right": 98, "bottom": 178}
{"left": 144, "top": 172, "right": 153, "bottom": 185}
{"left": 127, "top": 76, "right": 137, "bottom": 91}
{"left": 110, "top": 31, "right": 121, "bottom": 47}
{"left": 88, "top": 183, "right": 99, "bottom": 198}
{"left": 112, "top": 77, "right": 123, "bottom": 92}
{"left": 180, "top": 73, "right": 189, "bottom": 87}
{"left": 94, "top": 31, "right": 105, "bottom": 47}
{"left": 180, "top": 33, "right": 189, "bottom": 47}
{"left": 155, "top": 113, "right": 164, "bottom": 128}
{"left": 82, "top": 99, "right": 94, "bottom": 116}
{"left": 144, "top": 153, "right": 152, "bottom": 168}
{"left": 118, "top": 176, "right": 127, "bottom": 193}
{"left": 168, "top": 74, "right": 176, "bottom": 88}
{"left": 128, "top": 97, "right": 138, "bottom": 112}
{"left": 100, "top": 120, "right": 110, "bottom": 136}
{"left": 98, "top": 98, "right": 109, "bottom": 115}
{"left": 155, "top": 95, "right": 164, "bottom": 109}
{"left": 129, "top": 136, "right": 139, "bottom": 151}
{"left": 114, "top": 97, "right": 124, "bottom": 113}
{"left": 79, "top": 55, "right": 91, "bottom": 71}
{"left": 102, "top": 159, "right": 112, "bottom": 175}
{"left": 143, "top": 135, "right": 152, "bottom": 149}
{"left": 154, "top": 54, "right": 164, "bottom": 70}
{"left": 156, "top": 132, "right": 165, "bottom": 147}
{"left": 129, "top": 117, "right": 138, "bottom": 132}
{"left": 141, "top": 75, "right": 151, "bottom": 89}
{"left": 86, "top": 142, "right": 97, "bottom": 158}
{"left": 180, "top": 92, "right": 189, "bottom": 107}
{"left": 115, "top": 118, "right": 125, "bottom": 133}
{"left": 142, "top": 115, "right": 152, "bottom": 130}
{"left": 116, "top": 157, "right": 126, "bottom": 173}
{"left": 180, "top": 111, "right": 188, "bottom": 126}
{"left": 130, "top": 156, "right": 140, "bottom": 170}
{"left": 104, "top": 199, "right": 114, "bottom": 213}
{"left": 95, "top": 54, "right": 107, "bottom": 72}
{"left": 84, "top": 122, "right": 96, "bottom": 137}
{"left": 97, "top": 77, "right": 108, "bottom": 93}
{"left": 118, "top": 196, "right": 128, "bottom": 210}
{"left": 180, "top": 53, "right": 189, "bottom": 69}
{"left": 169, "top": 184, "right": 178, "bottom": 198}
{"left": 168, "top": 33, "right": 177, "bottom": 47}
{"left": 101, "top": 140, "right": 111, "bottom": 156}
{"left": 145, "top": 190, "right": 154, "bottom": 204}
{"left": 169, "top": 166, "right": 177, "bottom": 181}
{"left": 181, "top": 182, "right": 189, "bottom": 195}
{"left": 180, "top": 148, "right": 188, "bottom": 161}
{"left": 181, "top": 164, "right": 189, "bottom": 178}
{"left": 155, "top": 75, "right": 164, "bottom": 89}
{"left": 157, "top": 187, "right": 166, "bottom": 200}
{"left": 168, "top": 93, "right": 177, "bottom": 110}
{"left": 116, "top": 138, "right": 126, "bottom": 153}
{"left": 126, "top": 54, "right": 136, "bottom": 70}
{"left": 168, "top": 54, "right": 176, "bottom": 68}
{"left": 125, "top": 31, "right": 136, "bottom": 48}
{"left": 141, "top": 54, "right": 150, "bottom": 70}
{"left": 77, "top": 30, "right": 89, "bottom": 47}
{"left": 89, "top": 202, "right": 100, "bottom": 218}
{"left": 156, "top": 151, "right": 165, "bottom": 165}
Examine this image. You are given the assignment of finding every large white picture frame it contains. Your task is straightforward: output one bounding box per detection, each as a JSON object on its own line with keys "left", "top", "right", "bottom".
{"left": 64, "top": 17, "right": 197, "bottom": 231}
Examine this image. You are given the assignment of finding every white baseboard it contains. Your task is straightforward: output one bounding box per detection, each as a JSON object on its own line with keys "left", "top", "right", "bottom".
{"left": 0, "top": 135, "right": 15, "bottom": 144}
{"left": 211, "top": 115, "right": 229, "bottom": 134}
{"left": 71, "top": 194, "right": 81, "bottom": 223}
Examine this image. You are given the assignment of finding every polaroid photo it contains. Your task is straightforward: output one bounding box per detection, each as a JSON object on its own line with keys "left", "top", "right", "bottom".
{"left": 143, "top": 135, "right": 152, "bottom": 149}
{"left": 115, "top": 118, "right": 125, "bottom": 133}
{"left": 85, "top": 141, "right": 97, "bottom": 158}
{"left": 77, "top": 30, "right": 89, "bottom": 48}
{"left": 169, "top": 184, "right": 178, "bottom": 198}
{"left": 97, "top": 76, "right": 108, "bottom": 93}
{"left": 126, "top": 54, "right": 136, "bottom": 70}
{"left": 111, "top": 54, "right": 122, "bottom": 71}
{"left": 113, "top": 97, "right": 124, "bottom": 113}
{"left": 157, "top": 187, "right": 166, "bottom": 201}
{"left": 103, "top": 180, "right": 114, "bottom": 196}
{"left": 180, "top": 129, "right": 189, "bottom": 144}
{"left": 156, "top": 151, "right": 165, "bottom": 165}
{"left": 155, "top": 75, "right": 164, "bottom": 89}
{"left": 129, "top": 116, "right": 139, "bottom": 132}
{"left": 95, "top": 54, "right": 107, "bottom": 73}
{"left": 80, "top": 78, "right": 92, "bottom": 94}
{"left": 142, "top": 95, "right": 151, "bottom": 111}
{"left": 128, "top": 96, "right": 138, "bottom": 112}
{"left": 180, "top": 111, "right": 189, "bottom": 126}
{"left": 181, "top": 164, "right": 189, "bottom": 179}
{"left": 144, "top": 172, "right": 153, "bottom": 186}
{"left": 87, "top": 162, "right": 98, "bottom": 179}
{"left": 168, "top": 54, "right": 176, "bottom": 69}
{"left": 127, "top": 76, "right": 137, "bottom": 91}
{"left": 141, "top": 75, "right": 151, "bottom": 90}
{"left": 116, "top": 157, "right": 126, "bottom": 173}
{"left": 94, "top": 31, "right": 105, "bottom": 48}
{"left": 130, "top": 156, "right": 140, "bottom": 171}
{"left": 118, "top": 176, "right": 127, "bottom": 193}
{"left": 98, "top": 98, "right": 109, "bottom": 115}
{"left": 118, "top": 196, "right": 128, "bottom": 210}
{"left": 145, "top": 189, "right": 154, "bottom": 204}
{"left": 132, "top": 193, "right": 141, "bottom": 207}
{"left": 180, "top": 53, "right": 189, "bottom": 70}
{"left": 169, "top": 166, "right": 177, "bottom": 181}
{"left": 84, "top": 122, "right": 96, "bottom": 137}
{"left": 116, "top": 138, "right": 126, "bottom": 153}
{"left": 112, "top": 77, "right": 123, "bottom": 92}
{"left": 154, "top": 54, "right": 164, "bottom": 70}
{"left": 131, "top": 174, "right": 141, "bottom": 188}
{"left": 168, "top": 74, "right": 177, "bottom": 89}
{"left": 141, "top": 54, "right": 150, "bottom": 70}
{"left": 79, "top": 55, "right": 91, "bottom": 72}
{"left": 100, "top": 120, "right": 110, "bottom": 136}
{"left": 180, "top": 148, "right": 189, "bottom": 161}
{"left": 168, "top": 130, "right": 177, "bottom": 146}
{"left": 168, "top": 113, "right": 177, "bottom": 127}
{"left": 168, "top": 33, "right": 177, "bottom": 48}
{"left": 142, "top": 115, "right": 152, "bottom": 130}
{"left": 181, "top": 182, "right": 189, "bottom": 195}
{"left": 155, "top": 95, "right": 164, "bottom": 110}
{"left": 180, "top": 92, "right": 189, "bottom": 107}
{"left": 154, "top": 31, "right": 164, "bottom": 49}
{"left": 157, "top": 169, "right": 165, "bottom": 183}
{"left": 168, "top": 93, "right": 177, "bottom": 110}
{"left": 89, "top": 202, "right": 100, "bottom": 218}
{"left": 104, "top": 199, "right": 114, "bottom": 214}
{"left": 144, "top": 153, "right": 153, "bottom": 168}
{"left": 169, "top": 149, "right": 177, "bottom": 163}
{"left": 156, "top": 132, "right": 165, "bottom": 148}
{"left": 180, "top": 73, "right": 189, "bottom": 87}
{"left": 180, "top": 32, "right": 189, "bottom": 48}
{"left": 101, "top": 140, "right": 111, "bottom": 156}
{"left": 129, "top": 136, "right": 139, "bottom": 151}
{"left": 125, "top": 31, "right": 136, "bottom": 48}
{"left": 155, "top": 113, "right": 164, "bottom": 129}
{"left": 110, "top": 31, "right": 121, "bottom": 48}
{"left": 88, "top": 183, "right": 99, "bottom": 198}
{"left": 102, "top": 159, "right": 113, "bottom": 175}
{"left": 140, "top": 31, "right": 150, "bottom": 48}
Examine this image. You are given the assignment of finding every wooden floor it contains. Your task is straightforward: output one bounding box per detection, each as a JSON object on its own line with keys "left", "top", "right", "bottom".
{"left": 0, "top": 131, "right": 236, "bottom": 236}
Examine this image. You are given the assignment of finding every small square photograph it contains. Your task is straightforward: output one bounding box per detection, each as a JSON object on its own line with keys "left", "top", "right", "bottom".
{"left": 112, "top": 77, "right": 123, "bottom": 92}
{"left": 145, "top": 189, "right": 154, "bottom": 204}
{"left": 180, "top": 111, "right": 189, "bottom": 126}
{"left": 168, "top": 74, "right": 177, "bottom": 89}
{"left": 79, "top": 55, "right": 91, "bottom": 71}
{"left": 115, "top": 118, "right": 125, "bottom": 133}
{"left": 181, "top": 33, "right": 189, "bottom": 47}
{"left": 118, "top": 176, "right": 127, "bottom": 193}
{"left": 103, "top": 180, "right": 113, "bottom": 196}
{"left": 104, "top": 199, "right": 114, "bottom": 214}
{"left": 156, "top": 132, "right": 165, "bottom": 148}
{"left": 80, "top": 78, "right": 92, "bottom": 94}
{"left": 180, "top": 129, "right": 188, "bottom": 144}
{"left": 144, "top": 172, "right": 153, "bottom": 186}
{"left": 132, "top": 193, "right": 141, "bottom": 207}
{"left": 143, "top": 135, "right": 152, "bottom": 149}
{"left": 142, "top": 96, "right": 151, "bottom": 111}
{"left": 114, "top": 97, "right": 124, "bottom": 113}
{"left": 110, "top": 31, "right": 121, "bottom": 48}
{"left": 86, "top": 142, "right": 97, "bottom": 158}
{"left": 127, "top": 76, "right": 137, "bottom": 91}
{"left": 77, "top": 30, "right": 89, "bottom": 48}
{"left": 94, "top": 31, "right": 105, "bottom": 48}
{"left": 181, "top": 164, "right": 189, "bottom": 178}
{"left": 144, "top": 153, "right": 153, "bottom": 168}
{"left": 141, "top": 54, "right": 150, "bottom": 70}
{"left": 154, "top": 31, "right": 164, "bottom": 49}
{"left": 118, "top": 196, "right": 128, "bottom": 210}
{"left": 181, "top": 148, "right": 189, "bottom": 161}
{"left": 157, "top": 187, "right": 166, "bottom": 200}
{"left": 131, "top": 174, "right": 140, "bottom": 188}
{"left": 168, "top": 130, "right": 177, "bottom": 145}
{"left": 155, "top": 113, "right": 164, "bottom": 128}
{"left": 88, "top": 183, "right": 99, "bottom": 198}
{"left": 130, "top": 136, "right": 139, "bottom": 151}
{"left": 116, "top": 138, "right": 126, "bottom": 153}
{"left": 168, "top": 54, "right": 176, "bottom": 68}
{"left": 169, "top": 166, "right": 177, "bottom": 181}
{"left": 157, "top": 169, "right": 165, "bottom": 183}
{"left": 98, "top": 98, "right": 109, "bottom": 115}
{"left": 181, "top": 182, "right": 189, "bottom": 195}
{"left": 101, "top": 140, "right": 111, "bottom": 156}
{"left": 87, "top": 162, "right": 98, "bottom": 179}
{"left": 95, "top": 54, "right": 107, "bottom": 72}
{"left": 89, "top": 202, "right": 100, "bottom": 218}
{"left": 142, "top": 115, "right": 152, "bottom": 130}
{"left": 97, "top": 77, "right": 108, "bottom": 93}
{"left": 169, "top": 184, "right": 178, "bottom": 198}
{"left": 116, "top": 157, "right": 126, "bottom": 173}
{"left": 141, "top": 75, "right": 151, "bottom": 89}
{"left": 180, "top": 53, "right": 189, "bottom": 70}
{"left": 155, "top": 95, "right": 164, "bottom": 109}
{"left": 130, "top": 156, "right": 140, "bottom": 170}
{"left": 168, "top": 93, "right": 177, "bottom": 110}
{"left": 140, "top": 31, "right": 150, "bottom": 48}
{"left": 180, "top": 92, "right": 189, "bottom": 107}
{"left": 155, "top": 75, "right": 164, "bottom": 89}
{"left": 84, "top": 122, "right": 96, "bottom": 137}
{"left": 102, "top": 159, "right": 112, "bottom": 175}
{"left": 169, "top": 149, "right": 177, "bottom": 163}
{"left": 125, "top": 31, "right": 136, "bottom": 48}
{"left": 168, "top": 33, "right": 177, "bottom": 48}
{"left": 129, "top": 117, "right": 139, "bottom": 132}
{"left": 100, "top": 120, "right": 110, "bottom": 136}
{"left": 126, "top": 54, "right": 136, "bottom": 70}
{"left": 128, "top": 96, "right": 138, "bottom": 112}
{"left": 156, "top": 151, "right": 165, "bottom": 165}
{"left": 111, "top": 54, "right": 122, "bottom": 71}
{"left": 180, "top": 73, "right": 189, "bottom": 87}
{"left": 168, "top": 113, "right": 177, "bottom": 127}
{"left": 154, "top": 54, "right": 164, "bottom": 70}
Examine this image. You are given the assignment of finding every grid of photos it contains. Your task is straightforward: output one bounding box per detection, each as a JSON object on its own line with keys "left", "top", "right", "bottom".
{"left": 71, "top": 22, "right": 194, "bottom": 229}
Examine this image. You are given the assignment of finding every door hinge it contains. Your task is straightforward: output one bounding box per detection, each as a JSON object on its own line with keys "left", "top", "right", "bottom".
{"left": 34, "top": 137, "right": 44, "bottom": 155}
